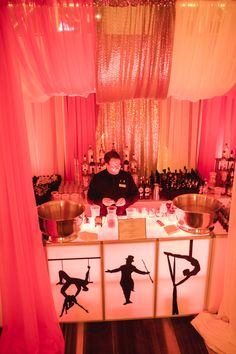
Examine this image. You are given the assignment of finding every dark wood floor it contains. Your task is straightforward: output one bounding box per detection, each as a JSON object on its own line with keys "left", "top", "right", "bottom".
{"left": 1, "top": 316, "right": 212, "bottom": 354}
{"left": 82, "top": 316, "right": 210, "bottom": 354}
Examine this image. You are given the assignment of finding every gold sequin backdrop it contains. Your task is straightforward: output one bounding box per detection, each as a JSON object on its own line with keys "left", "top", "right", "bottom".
{"left": 96, "top": 99, "right": 159, "bottom": 177}
{"left": 95, "top": 2, "right": 175, "bottom": 176}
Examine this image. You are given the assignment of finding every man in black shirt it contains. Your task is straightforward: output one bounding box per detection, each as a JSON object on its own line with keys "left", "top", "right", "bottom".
{"left": 87, "top": 150, "right": 139, "bottom": 216}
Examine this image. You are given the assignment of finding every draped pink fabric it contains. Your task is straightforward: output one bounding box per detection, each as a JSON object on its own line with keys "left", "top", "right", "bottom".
{"left": 197, "top": 88, "right": 236, "bottom": 179}
{"left": 0, "top": 8, "right": 64, "bottom": 354}
{"left": 8, "top": 1, "right": 96, "bottom": 102}
{"left": 64, "top": 94, "right": 98, "bottom": 181}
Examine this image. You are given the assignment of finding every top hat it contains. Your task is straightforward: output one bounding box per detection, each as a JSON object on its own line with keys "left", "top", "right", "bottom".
{"left": 126, "top": 255, "right": 134, "bottom": 262}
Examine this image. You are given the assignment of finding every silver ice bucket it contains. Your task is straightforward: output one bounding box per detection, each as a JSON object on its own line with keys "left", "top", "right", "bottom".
{"left": 37, "top": 200, "right": 85, "bottom": 242}
{"left": 173, "top": 193, "right": 221, "bottom": 234}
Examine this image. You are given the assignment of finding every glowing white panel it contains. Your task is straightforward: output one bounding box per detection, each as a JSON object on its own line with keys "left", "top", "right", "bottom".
{"left": 103, "top": 241, "right": 155, "bottom": 320}
{"left": 156, "top": 238, "right": 210, "bottom": 316}
{"left": 46, "top": 243, "right": 102, "bottom": 322}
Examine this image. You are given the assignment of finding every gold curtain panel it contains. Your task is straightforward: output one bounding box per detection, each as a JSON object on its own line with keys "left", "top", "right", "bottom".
{"left": 96, "top": 2, "right": 175, "bottom": 102}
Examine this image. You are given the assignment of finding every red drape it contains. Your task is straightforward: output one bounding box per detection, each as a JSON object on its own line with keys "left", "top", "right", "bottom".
{"left": 197, "top": 87, "right": 236, "bottom": 179}
{"left": 64, "top": 94, "right": 98, "bottom": 181}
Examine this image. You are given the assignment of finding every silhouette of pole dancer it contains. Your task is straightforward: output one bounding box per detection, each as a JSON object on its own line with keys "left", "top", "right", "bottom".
{"left": 57, "top": 265, "right": 92, "bottom": 316}
{"left": 106, "top": 255, "right": 150, "bottom": 305}
{"left": 164, "top": 241, "right": 200, "bottom": 315}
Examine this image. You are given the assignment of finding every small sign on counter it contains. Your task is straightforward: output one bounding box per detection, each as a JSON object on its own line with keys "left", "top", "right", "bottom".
{"left": 118, "top": 218, "right": 146, "bottom": 240}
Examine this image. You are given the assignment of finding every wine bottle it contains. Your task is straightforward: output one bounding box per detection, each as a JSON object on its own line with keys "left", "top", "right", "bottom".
{"left": 228, "top": 150, "right": 235, "bottom": 170}
{"left": 123, "top": 145, "right": 130, "bottom": 161}
{"left": 123, "top": 153, "right": 129, "bottom": 172}
{"left": 99, "top": 144, "right": 105, "bottom": 164}
{"left": 138, "top": 177, "right": 145, "bottom": 199}
{"left": 89, "top": 155, "right": 96, "bottom": 175}
{"left": 144, "top": 178, "right": 151, "bottom": 199}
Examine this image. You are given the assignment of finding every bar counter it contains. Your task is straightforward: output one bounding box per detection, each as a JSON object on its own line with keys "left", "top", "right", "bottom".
{"left": 45, "top": 199, "right": 228, "bottom": 323}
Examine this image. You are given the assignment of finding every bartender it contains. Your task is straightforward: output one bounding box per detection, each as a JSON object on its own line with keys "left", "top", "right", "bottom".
{"left": 87, "top": 150, "right": 139, "bottom": 216}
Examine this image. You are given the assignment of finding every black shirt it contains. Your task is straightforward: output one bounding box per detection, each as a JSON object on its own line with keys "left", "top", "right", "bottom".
{"left": 87, "top": 169, "right": 139, "bottom": 216}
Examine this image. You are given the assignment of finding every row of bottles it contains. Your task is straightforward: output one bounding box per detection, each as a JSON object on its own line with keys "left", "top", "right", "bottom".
{"left": 137, "top": 167, "right": 203, "bottom": 200}
{"left": 217, "top": 142, "right": 235, "bottom": 171}
{"left": 217, "top": 203, "right": 231, "bottom": 232}
{"left": 151, "top": 167, "right": 203, "bottom": 192}
{"left": 214, "top": 142, "right": 235, "bottom": 195}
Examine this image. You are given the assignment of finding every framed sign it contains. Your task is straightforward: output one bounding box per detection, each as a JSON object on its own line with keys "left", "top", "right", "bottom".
{"left": 118, "top": 218, "right": 146, "bottom": 240}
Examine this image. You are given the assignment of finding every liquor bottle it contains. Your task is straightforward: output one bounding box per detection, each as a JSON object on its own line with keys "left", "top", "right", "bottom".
{"left": 153, "top": 183, "right": 160, "bottom": 201}
{"left": 228, "top": 150, "right": 235, "bottom": 170}
{"left": 219, "top": 152, "right": 228, "bottom": 171}
{"left": 81, "top": 154, "right": 89, "bottom": 175}
{"left": 144, "top": 178, "right": 151, "bottom": 199}
{"left": 131, "top": 170, "right": 139, "bottom": 186}
{"left": 123, "top": 145, "right": 130, "bottom": 161}
{"left": 223, "top": 143, "right": 230, "bottom": 159}
{"left": 99, "top": 144, "right": 105, "bottom": 164}
{"left": 88, "top": 155, "right": 96, "bottom": 175}
{"left": 150, "top": 171, "right": 155, "bottom": 187}
{"left": 111, "top": 142, "right": 116, "bottom": 151}
{"left": 123, "top": 154, "right": 129, "bottom": 172}
{"left": 130, "top": 153, "right": 137, "bottom": 173}
{"left": 155, "top": 170, "right": 160, "bottom": 184}
{"left": 202, "top": 179, "right": 208, "bottom": 194}
{"left": 87, "top": 145, "right": 94, "bottom": 163}
{"left": 96, "top": 158, "right": 103, "bottom": 174}
{"left": 82, "top": 172, "right": 90, "bottom": 190}
{"left": 138, "top": 177, "right": 145, "bottom": 199}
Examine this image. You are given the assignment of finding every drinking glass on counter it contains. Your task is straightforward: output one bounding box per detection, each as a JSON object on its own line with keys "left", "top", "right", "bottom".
{"left": 126, "top": 207, "right": 136, "bottom": 218}
{"left": 90, "top": 205, "right": 101, "bottom": 218}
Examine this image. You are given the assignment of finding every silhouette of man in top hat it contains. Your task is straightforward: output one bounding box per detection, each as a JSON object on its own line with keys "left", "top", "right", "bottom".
{"left": 106, "top": 255, "right": 149, "bottom": 305}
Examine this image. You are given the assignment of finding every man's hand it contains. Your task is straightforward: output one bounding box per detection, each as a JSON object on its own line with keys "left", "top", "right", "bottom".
{"left": 115, "top": 198, "right": 126, "bottom": 207}
{"left": 102, "top": 198, "right": 115, "bottom": 206}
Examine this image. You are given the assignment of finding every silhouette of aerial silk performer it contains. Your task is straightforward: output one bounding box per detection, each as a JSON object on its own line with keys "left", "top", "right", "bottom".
{"left": 106, "top": 255, "right": 150, "bottom": 305}
{"left": 56, "top": 265, "right": 92, "bottom": 317}
{"left": 164, "top": 240, "right": 200, "bottom": 315}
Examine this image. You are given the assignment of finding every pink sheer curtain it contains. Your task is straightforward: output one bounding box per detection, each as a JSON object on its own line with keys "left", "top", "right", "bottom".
{"left": 24, "top": 97, "right": 66, "bottom": 176}
{"left": 0, "top": 8, "right": 64, "bottom": 354}
{"left": 64, "top": 94, "right": 98, "bottom": 181}
{"left": 8, "top": 0, "right": 96, "bottom": 102}
{"left": 197, "top": 88, "right": 236, "bottom": 179}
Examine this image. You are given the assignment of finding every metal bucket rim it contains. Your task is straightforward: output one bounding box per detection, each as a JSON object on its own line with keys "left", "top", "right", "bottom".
{"left": 37, "top": 200, "right": 85, "bottom": 222}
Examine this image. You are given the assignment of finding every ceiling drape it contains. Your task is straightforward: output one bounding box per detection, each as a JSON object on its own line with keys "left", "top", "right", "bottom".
{"left": 7, "top": 1, "right": 96, "bottom": 101}
{"left": 168, "top": 0, "right": 236, "bottom": 101}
